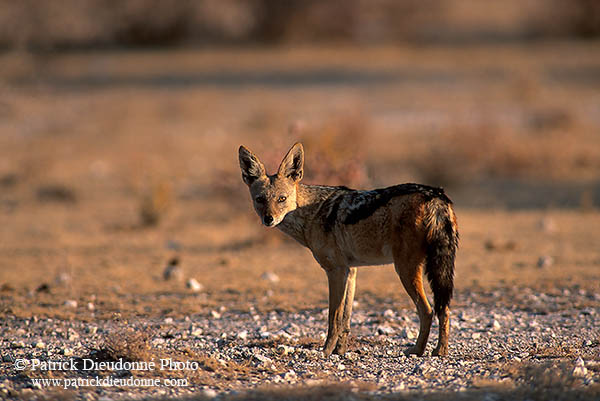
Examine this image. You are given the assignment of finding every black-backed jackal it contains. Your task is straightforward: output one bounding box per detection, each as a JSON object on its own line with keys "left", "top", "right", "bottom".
{"left": 239, "top": 143, "right": 459, "bottom": 357}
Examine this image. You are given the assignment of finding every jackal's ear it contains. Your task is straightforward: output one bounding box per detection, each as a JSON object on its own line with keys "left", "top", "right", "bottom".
{"left": 278, "top": 142, "right": 304, "bottom": 182}
{"left": 239, "top": 146, "right": 266, "bottom": 186}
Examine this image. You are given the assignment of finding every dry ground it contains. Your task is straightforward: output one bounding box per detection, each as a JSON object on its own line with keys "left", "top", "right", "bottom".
{"left": 0, "top": 43, "right": 599, "bottom": 400}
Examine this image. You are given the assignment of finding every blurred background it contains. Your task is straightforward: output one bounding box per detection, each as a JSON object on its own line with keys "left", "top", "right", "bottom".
{"left": 0, "top": 0, "right": 599, "bottom": 290}
{"left": 0, "top": 4, "right": 599, "bottom": 397}
{"left": 1, "top": 0, "right": 599, "bottom": 212}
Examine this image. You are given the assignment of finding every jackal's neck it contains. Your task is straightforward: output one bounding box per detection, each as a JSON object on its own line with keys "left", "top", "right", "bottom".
{"left": 276, "top": 184, "right": 347, "bottom": 246}
{"left": 296, "top": 184, "right": 343, "bottom": 207}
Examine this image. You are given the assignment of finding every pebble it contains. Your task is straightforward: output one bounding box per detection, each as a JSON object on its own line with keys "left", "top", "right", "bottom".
{"left": 1, "top": 289, "right": 598, "bottom": 399}
{"left": 64, "top": 300, "right": 78, "bottom": 308}
{"left": 377, "top": 325, "right": 394, "bottom": 335}
{"left": 201, "top": 389, "right": 217, "bottom": 398}
{"left": 163, "top": 258, "right": 183, "bottom": 281}
{"left": 573, "top": 357, "right": 588, "bottom": 377}
{"left": 537, "top": 256, "right": 554, "bottom": 268}
{"left": 190, "top": 326, "right": 203, "bottom": 337}
{"left": 261, "top": 272, "right": 280, "bottom": 283}
{"left": 186, "top": 278, "right": 203, "bottom": 292}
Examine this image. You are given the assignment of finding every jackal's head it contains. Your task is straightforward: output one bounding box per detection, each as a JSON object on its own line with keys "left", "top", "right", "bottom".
{"left": 238, "top": 143, "right": 304, "bottom": 227}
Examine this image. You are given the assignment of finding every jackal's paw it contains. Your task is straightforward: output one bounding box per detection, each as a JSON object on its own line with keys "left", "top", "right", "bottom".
{"left": 323, "top": 340, "right": 337, "bottom": 357}
{"left": 403, "top": 345, "right": 425, "bottom": 357}
{"left": 333, "top": 341, "right": 348, "bottom": 355}
{"left": 432, "top": 345, "right": 448, "bottom": 357}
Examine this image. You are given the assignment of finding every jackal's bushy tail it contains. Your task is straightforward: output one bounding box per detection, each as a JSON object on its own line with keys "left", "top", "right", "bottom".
{"left": 423, "top": 197, "right": 459, "bottom": 317}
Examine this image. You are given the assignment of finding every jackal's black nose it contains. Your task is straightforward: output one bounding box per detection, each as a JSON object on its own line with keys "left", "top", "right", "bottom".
{"left": 263, "top": 215, "right": 274, "bottom": 226}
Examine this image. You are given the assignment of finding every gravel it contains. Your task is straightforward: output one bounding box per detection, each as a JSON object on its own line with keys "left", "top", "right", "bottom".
{"left": 0, "top": 289, "right": 598, "bottom": 400}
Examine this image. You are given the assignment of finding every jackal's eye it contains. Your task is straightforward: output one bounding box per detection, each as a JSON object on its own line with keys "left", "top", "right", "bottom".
{"left": 255, "top": 196, "right": 266, "bottom": 204}
{"left": 277, "top": 196, "right": 287, "bottom": 203}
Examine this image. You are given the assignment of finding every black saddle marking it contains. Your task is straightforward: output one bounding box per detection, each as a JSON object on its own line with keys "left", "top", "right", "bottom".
{"left": 322, "top": 183, "right": 451, "bottom": 231}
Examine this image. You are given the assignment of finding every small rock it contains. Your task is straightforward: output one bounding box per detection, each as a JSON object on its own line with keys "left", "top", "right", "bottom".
{"left": 383, "top": 309, "right": 395, "bottom": 318}
{"left": 202, "top": 389, "right": 217, "bottom": 398}
{"left": 237, "top": 330, "right": 248, "bottom": 340}
{"left": 187, "top": 278, "right": 203, "bottom": 292}
{"left": 35, "top": 341, "right": 45, "bottom": 349}
{"left": 87, "top": 326, "right": 98, "bottom": 335}
{"left": 164, "top": 317, "right": 174, "bottom": 324}
{"left": 261, "top": 272, "right": 280, "bottom": 283}
{"left": 472, "top": 332, "right": 481, "bottom": 340}
{"left": 276, "top": 344, "right": 295, "bottom": 356}
{"left": 274, "top": 329, "right": 292, "bottom": 340}
{"left": 190, "top": 327, "right": 203, "bottom": 337}
{"left": 282, "top": 370, "right": 296, "bottom": 380}
{"left": 64, "top": 300, "right": 78, "bottom": 308}
{"left": 573, "top": 357, "right": 588, "bottom": 377}
{"left": 36, "top": 283, "right": 50, "bottom": 293}
{"left": 537, "top": 256, "right": 554, "bottom": 268}
{"left": 490, "top": 320, "right": 501, "bottom": 330}
{"left": 163, "top": 257, "right": 183, "bottom": 281}
{"left": 253, "top": 354, "right": 273, "bottom": 366}
{"left": 210, "top": 310, "right": 221, "bottom": 319}
{"left": 399, "top": 328, "right": 415, "bottom": 340}
{"left": 377, "top": 325, "right": 394, "bottom": 335}
{"left": 62, "top": 348, "right": 74, "bottom": 356}
{"left": 87, "top": 302, "right": 95, "bottom": 311}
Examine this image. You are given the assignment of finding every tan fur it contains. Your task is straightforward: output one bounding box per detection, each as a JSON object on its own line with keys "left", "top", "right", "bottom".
{"left": 239, "top": 143, "right": 458, "bottom": 357}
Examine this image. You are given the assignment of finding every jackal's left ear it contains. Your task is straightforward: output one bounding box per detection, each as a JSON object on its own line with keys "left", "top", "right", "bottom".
{"left": 278, "top": 143, "right": 304, "bottom": 182}
{"left": 239, "top": 145, "right": 266, "bottom": 186}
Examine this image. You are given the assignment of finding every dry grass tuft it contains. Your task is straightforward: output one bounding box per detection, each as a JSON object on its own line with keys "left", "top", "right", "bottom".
{"left": 529, "top": 342, "right": 581, "bottom": 359}
{"left": 102, "top": 327, "right": 154, "bottom": 362}
{"left": 139, "top": 180, "right": 172, "bottom": 227}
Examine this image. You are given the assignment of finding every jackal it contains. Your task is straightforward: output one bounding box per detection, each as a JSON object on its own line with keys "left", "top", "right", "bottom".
{"left": 239, "top": 143, "right": 458, "bottom": 357}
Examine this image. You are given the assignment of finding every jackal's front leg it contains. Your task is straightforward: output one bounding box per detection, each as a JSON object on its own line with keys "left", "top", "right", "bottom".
{"left": 334, "top": 267, "right": 357, "bottom": 355}
{"left": 323, "top": 266, "right": 350, "bottom": 357}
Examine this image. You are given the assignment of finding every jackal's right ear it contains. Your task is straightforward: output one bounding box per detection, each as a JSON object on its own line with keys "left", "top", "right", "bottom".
{"left": 239, "top": 146, "right": 266, "bottom": 186}
{"left": 278, "top": 142, "right": 304, "bottom": 182}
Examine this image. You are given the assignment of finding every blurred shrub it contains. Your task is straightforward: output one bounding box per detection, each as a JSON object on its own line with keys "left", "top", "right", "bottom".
{"left": 413, "top": 109, "right": 599, "bottom": 188}
{"left": 139, "top": 180, "right": 172, "bottom": 227}
{"left": 1, "top": 0, "right": 598, "bottom": 50}
{"left": 540, "top": 0, "right": 600, "bottom": 38}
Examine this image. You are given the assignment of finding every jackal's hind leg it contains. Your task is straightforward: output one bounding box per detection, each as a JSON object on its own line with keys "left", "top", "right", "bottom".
{"left": 432, "top": 305, "right": 450, "bottom": 356}
{"left": 334, "top": 267, "right": 357, "bottom": 355}
{"left": 323, "top": 266, "right": 350, "bottom": 357}
{"left": 394, "top": 254, "right": 433, "bottom": 357}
